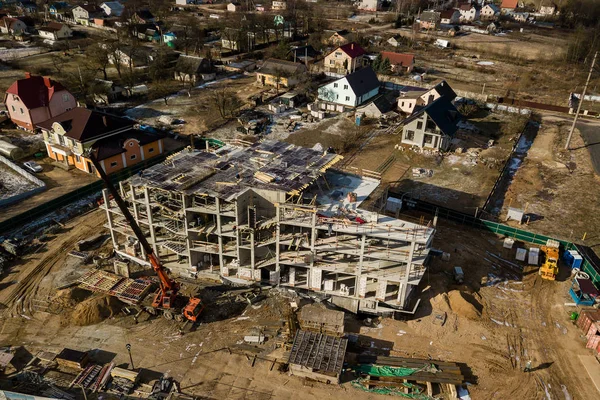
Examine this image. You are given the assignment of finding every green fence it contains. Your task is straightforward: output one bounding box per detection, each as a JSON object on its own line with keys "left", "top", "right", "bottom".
{"left": 0, "top": 146, "right": 185, "bottom": 235}
{"left": 395, "top": 193, "right": 600, "bottom": 286}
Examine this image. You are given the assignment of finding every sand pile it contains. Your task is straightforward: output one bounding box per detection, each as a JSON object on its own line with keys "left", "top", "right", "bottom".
{"left": 69, "top": 295, "right": 123, "bottom": 326}
{"left": 448, "top": 290, "right": 482, "bottom": 320}
{"left": 430, "top": 293, "right": 452, "bottom": 313}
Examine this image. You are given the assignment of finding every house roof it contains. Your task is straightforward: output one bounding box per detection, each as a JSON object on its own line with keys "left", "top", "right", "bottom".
{"left": 440, "top": 9, "right": 458, "bottom": 18}
{"left": 258, "top": 58, "right": 307, "bottom": 77}
{"left": 289, "top": 45, "right": 320, "bottom": 59}
{"left": 36, "top": 108, "right": 134, "bottom": 142}
{"left": 344, "top": 66, "right": 380, "bottom": 97}
{"left": 501, "top": 0, "right": 518, "bottom": 8}
{"left": 336, "top": 42, "right": 365, "bottom": 58}
{"left": 380, "top": 51, "right": 414, "bottom": 67}
{"left": 2, "top": 17, "right": 21, "bottom": 29}
{"left": 399, "top": 89, "right": 428, "bottom": 99}
{"left": 133, "top": 9, "right": 154, "bottom": 20}
{"left": 50, "top": 1, "right": 69, "bottom": 10}
{"left": 432, "top": 80, "right": 456, "bottom": 101}
{"left": 6, "top": 74, "right": 66, "bottom": 109}
{"left": 76, "top": 4, "right": 101, "bottom": 12}
{"left": 91, "top": 129, "right": 163, "bottom": 161}
{"left": 484, "top": 4, "right": 500, "bottom": 12}
{"left": 175, "top": 55, "right": 211, "bottom": 75}
{"left": 404, "top": 96, "right": 461, "bottom": 137}
{"left": 358, "top": 90, "right": 397, "bottom": 114}
{"left": 101, "top": 1, "right": 124, "bottom": 15}
{"left": 39, "top": 22, "right": 66, "bottom": 32}
{"left": 420, "top": 10, "right": 440, "bottom": 22}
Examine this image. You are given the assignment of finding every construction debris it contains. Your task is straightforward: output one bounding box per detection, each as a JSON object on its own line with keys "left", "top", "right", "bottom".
{"left": 298, "top": 304, "right": 345, "bottom": 337}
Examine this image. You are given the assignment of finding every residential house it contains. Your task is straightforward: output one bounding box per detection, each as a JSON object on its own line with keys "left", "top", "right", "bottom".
{"left": 108, "top": 46, "right": 176, "bottom": 69}
{"left": 0, "top": 17, "right": 26, "bottom": 35}
{"left": 227, "top": 2, "right": 241, "bottom": 11}
{"left": 400, "top": 97, "right": 461, "bottom": 151}
{"left": 256, "top": 58, "right": 307, "bottom": 88}
{"left": 100, "top": 1, "right": 124, "bottom": 17}
{"left": 357, "top": 0, "right": 382, "bottom": 12}
{"left": 72, "top": 5, "right": 103, "bottom": 26}
{"left": 500, "top": 0, "right": 519, "bottom": 13}
{"left": 38, "top": 108, "right": 165, "bottom": 175}
{"left": 221, "top": 27, "right": 255, "bottom": 51}
{"left": 93, "top": 79, "right": 125, "bottom": 104}
{"left": 387, "top": 35, "right": 403, "bottom": 47}
{"left": 272, "top": 0, "right": 286, "bottom": 10}
{"left": 397, "top": 80, "right": 457, "bottom": 114}
{"left": 480, "top": 4, "right": 500, "bottom": 20}
{"left": 510, "top": 11, "right": 529, "bottom": 22}
{"left": 48, "top": 2, "right": 70, "bottom": 18}
{"left": 356, "top": 90, "right": 398, "bottom": 118}
{"left": 380, "top": 52, "right": 415, "bottom": 74}
{"left": 176, "top": 0, "right": 196, "bottom": 4}
{"left": 16, "top": 1, "right": 37, "bottom": 14}
{"left": 440, "top": 9, "right": 460, "bottom": 24}
{"left": 317, "top": 66, "right": 380, "bottom": 109}
{"left": 324, "top": 30, "right": 351, "bottom": 46}
{"left": 129, "top": 10, "right": 155, "bottom": 24}
{"left": 162, "top": 32, "right": 177, "bottom": 46}
{"left": 38, "top": 22, "right": 72, "bottom": 40}
{"left": 174, "top": 55, "right": 214, "bottom": 84}
{"left": 324, "top": 42, "right": 366, "bottom": 75}
{"left": 539, "top": 2, "right": 556, "bottom": 15}
{"left": 289, "top": 45, "right": 320, "bottom": 64}
{"left": 419, "top": 11, "right": 440, "bottom": 30}
{"left": 458, "top": 4, "right": 480, "bottom": 22}
{"left": 4, "top": 73, "right": 76, "bottom": 131}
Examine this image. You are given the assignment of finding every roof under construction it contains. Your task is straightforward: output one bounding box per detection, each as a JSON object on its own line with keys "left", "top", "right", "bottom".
{"left": 131, "top": 140, "right": 342, "bottom": 201}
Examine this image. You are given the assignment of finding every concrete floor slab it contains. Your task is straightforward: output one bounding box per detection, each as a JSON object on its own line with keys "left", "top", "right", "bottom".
{"left": 579, "top": 355, "right": 600, "bottom": 394}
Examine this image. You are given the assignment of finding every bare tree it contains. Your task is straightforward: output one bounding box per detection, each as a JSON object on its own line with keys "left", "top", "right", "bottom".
{"left": 152, "top": 79, "right": 173, "bottom": 105}
{"left": 209, "top": 88, "right": 243, "bottom": 119}
{"left": 86, "top": 43, "right": 111, "bottom": 80}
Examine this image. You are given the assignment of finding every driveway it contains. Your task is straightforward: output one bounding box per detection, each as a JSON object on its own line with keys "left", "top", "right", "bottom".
{"left": 576, "top": 118, "right": 600, "bottom": 174}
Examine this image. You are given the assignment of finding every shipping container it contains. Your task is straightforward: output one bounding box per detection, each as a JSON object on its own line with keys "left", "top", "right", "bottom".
{"left": 577, "top": 309, "right": 600, "bottom": 334}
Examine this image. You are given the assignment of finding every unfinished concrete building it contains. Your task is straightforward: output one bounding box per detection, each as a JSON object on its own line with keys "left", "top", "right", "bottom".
{"left": 101, "top": 140, "right": 435, "bottom": 316}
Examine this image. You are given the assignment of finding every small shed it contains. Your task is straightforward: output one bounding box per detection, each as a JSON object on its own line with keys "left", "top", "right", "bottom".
{"left": 56, "top": 348, "right": 89, "bottom": 369}
{"left": 288, "top": 330, "right": 348, "bottom": 384}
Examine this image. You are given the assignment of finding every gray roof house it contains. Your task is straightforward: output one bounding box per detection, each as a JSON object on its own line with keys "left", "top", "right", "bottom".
{"left": 317, "top": 66, "right": 380, "bottom": 109}
{"left": 400, "top": 96, "right": 461, "bottom": 151}
{"left": 174, "top": 55, "right": 214, "bottom": 84}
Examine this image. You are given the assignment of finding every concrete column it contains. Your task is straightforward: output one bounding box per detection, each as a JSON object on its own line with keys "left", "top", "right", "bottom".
{"left": 182, "top": 194, "right": 193, "bottom": 273}
{"left": 275, "top": 205, "right": 280, "bottom": 272}
{"left": 144, "top": 187, "right": 158, "bottom": 254}
{"left": 310, "top": 209, "right": 317, "bottom": 267}
{"left": 234, "top": 201, "right": 240, "bottom": 261}
{"left": 130, "top": 184, "right": 145, "bottom": 260}
{"left": 216, "top": 197, "right": 224, "bottom": 273}
{"left": 355, "top": 234, "right": 366, "bottom": 298}
{"left": 398, "top": 241, "right": 416, "bottom": 307}
{"left": 103, "top": 189, "right": 117, "bottom": 250}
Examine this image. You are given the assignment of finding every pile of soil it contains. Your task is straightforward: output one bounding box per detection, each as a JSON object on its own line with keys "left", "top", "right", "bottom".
{"left": 68, "top": 295, "right": 123, "bottom": 326}
{"left": 430, "top": 293, "right": 452, "bottom": 314}
{"left": 447, "top": 290, "right": 482, "bottom": 320}
{"left": 56, "top": 287, "right": 91, "bottom": 306}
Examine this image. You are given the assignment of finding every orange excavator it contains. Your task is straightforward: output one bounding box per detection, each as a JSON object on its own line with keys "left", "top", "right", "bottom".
{"left": 90, "top": 154, "right": 203, "bottom": 323}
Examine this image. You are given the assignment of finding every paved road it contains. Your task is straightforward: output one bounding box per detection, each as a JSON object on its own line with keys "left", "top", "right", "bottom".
{"left": 576, "top": 118, "right": 600, "bottom": 174}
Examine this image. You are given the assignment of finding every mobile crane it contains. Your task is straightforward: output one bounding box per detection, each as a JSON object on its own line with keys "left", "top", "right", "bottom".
{"left": 89, "top": 154, "right": 203, "bottom": 323}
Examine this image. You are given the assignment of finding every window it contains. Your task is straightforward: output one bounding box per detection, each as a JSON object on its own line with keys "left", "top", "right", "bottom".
{"left": 424, "top": 135, "right": 433, "bottom": 144}
{"left": 58, "top": 135, "right": 64, "bottom": 145}
{"left": 405, "top": 130, "right": 415, "bottom": 141}
{"left": 335, "top": 52, "right": 342, "bottom": 56}
{"left": 130, "top": 154, "right": 136, "bottom": 160}
{"left": 329, "top": 60, "right": 334, "bottom": 65}
{"left": 20, "top": 108, "right": 24, "bottom": 114}
{"left": 345, "top": 96, "right": 350, "bottom": 101}
{"left": 417, "top": 121, "right": 423, "bottom": 130}
{"left": 11, "top": 105, "right": 15, "bottom": 112}
{"left": 148, "top": 147, "right": 155, "bottom": 153}
{"left": 334, "top": 83, "right": 338, "bottom": 88}
{"left": 343, "top": 84, "right": 348, "bottom": 90}
{"left": 401, "top": 101, "right": 405, "bottom": 107}
{"left": 110, "top": 161, "right": 118, "bottom": 168}
{"left": 336, "top": 94, "right": 339, "bottom": 99}
{"left": 75, "top": 154, "right": 80, "bottom": 162}
{"left": 62, "top": 94, "right": 70, "bottom": 102}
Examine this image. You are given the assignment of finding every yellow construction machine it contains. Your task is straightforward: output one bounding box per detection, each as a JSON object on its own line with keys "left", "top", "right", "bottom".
{"left": 539, "top": 240, "right": 560, "bottom": 280}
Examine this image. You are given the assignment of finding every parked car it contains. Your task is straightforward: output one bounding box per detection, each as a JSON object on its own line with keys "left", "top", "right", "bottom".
{"left": 23, "top": 161, "right": 43, "bottom": 173}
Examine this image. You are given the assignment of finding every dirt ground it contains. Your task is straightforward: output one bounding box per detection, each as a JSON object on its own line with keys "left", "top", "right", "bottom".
{"left": 1, "top": 208, "right": 598, "bottom": 399}
{"left": 502, "top": 113, "right": 600, "bottom": 245}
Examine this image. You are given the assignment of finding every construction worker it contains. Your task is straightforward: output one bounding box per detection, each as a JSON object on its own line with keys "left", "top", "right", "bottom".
{"left": 524, "top": 360, "right": 532, "bottom": 373}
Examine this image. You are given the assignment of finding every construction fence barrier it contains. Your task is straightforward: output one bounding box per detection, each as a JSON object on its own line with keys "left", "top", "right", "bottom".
{"left": 388, "top": 191, "right": 600, "bottom": 286}
{"left": 0, "top": 145, "right": 186, "bottom": 236}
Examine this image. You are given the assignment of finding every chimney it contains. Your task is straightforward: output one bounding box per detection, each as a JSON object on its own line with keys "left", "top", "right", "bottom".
{"left": 24, "top": 72, "right": 31, "bottom": 79}
{"left": 43, "top": 76, "right": 51, "bottom": 87}
{"left": 102, "top": 116, "right": 108, "bottom": 126}
{"left": 351, "top": 43, "right": 354, "bottom": 50}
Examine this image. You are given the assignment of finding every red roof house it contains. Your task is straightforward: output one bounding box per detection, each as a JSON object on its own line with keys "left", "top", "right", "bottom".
{"left": 380, "top": 52, "right": 415, "bottom": 73}
{"left": 4, "top": 73, "right": 77, "bottom": 130}
{"left": 324, "top": 42, "right": 366, "bottom": 74}
{"left": 501, "top": 0, "right": 519, "bottom": 10}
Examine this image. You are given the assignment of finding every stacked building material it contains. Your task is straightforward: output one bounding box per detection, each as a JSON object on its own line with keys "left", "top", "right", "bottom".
{"left": 298, "top": 304, "right": 345, "bottom": 337}
{"left": 78, "top": 270, "right": 153, "bottom": 305}
{"left": 288, "top": 330, "right": 348, "bottom": 384}
{"left": 56, "top": 349, "right": 89, "bottom": 369}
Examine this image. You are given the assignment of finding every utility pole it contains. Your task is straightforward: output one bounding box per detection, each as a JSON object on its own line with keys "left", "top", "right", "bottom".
{"left": 566, "top": 50, "right": 597, "bottom": 150}
{"left": 126, "top": 343, "right": 135, "bottom": 370}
